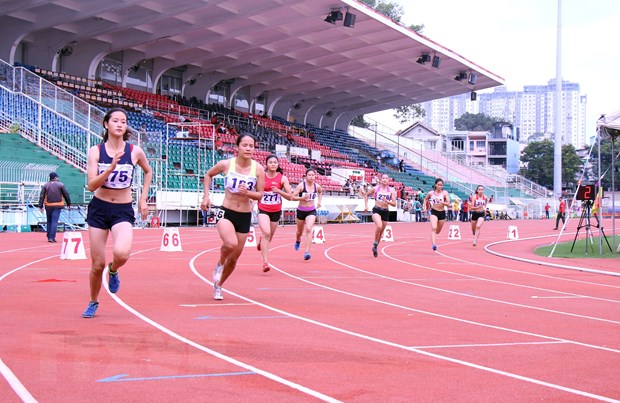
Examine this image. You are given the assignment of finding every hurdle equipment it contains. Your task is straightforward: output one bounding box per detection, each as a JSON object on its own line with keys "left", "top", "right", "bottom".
{"left": 448, "top": 224, "right": 461, "bottom": 240}
{"left": 312, "top": 225, "right": 326, "bottom": 244}
{"left": 245, "top": 226, "right": 257, "bottom": 247}
{"left": 60, "top": 231, "right": 87, "bottom": 260}
{"left": 160, "top": 227, "right": 183, "bottom": 252}
{"left": 507, "top": 225, "right": 519, "bottom": 240}
{"left": 380, "top": 225, "right": 395, "bottom": 242}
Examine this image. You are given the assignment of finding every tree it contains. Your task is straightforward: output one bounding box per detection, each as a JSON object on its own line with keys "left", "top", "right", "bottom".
{"left": 357, "top": 0, "right": 426, "bottom": 125}
{"left": 585, "top": 140, "right": 620, "bottom": 190}
{"left": 520, "top": 139, "right": 583, "bottom": 189}
{"left": 393, "top": 104, "right": 425, "bottom": 124}
{"left": 350, "top": 115, "right": 371, "bottom": 128}
{"left": 454, "top": 113, "right": 499, "bottom": 131}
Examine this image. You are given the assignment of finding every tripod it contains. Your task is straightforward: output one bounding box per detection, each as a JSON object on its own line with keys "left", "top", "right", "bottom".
{"left": 571, "top": 200, "right": 612, "bottom": 254}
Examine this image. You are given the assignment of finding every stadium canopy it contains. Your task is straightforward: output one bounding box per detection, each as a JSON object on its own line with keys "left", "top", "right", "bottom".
{"left": 0, "top": 0, "right": 504, "bottom": 130}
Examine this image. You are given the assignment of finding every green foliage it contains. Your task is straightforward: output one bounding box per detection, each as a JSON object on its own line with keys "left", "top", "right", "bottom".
{"left": 393, "top": 104, "right": 425, "bottom": 124}
{"left": 350, "top": 115, "right": 371, "bottom": 129}
{"left": 520, "top": 139, "right": 583, "bottom": 189}
{"left": 8, "top": 122, "right": 20, "bottom": 133}
{"left": 586, "top": 140, "right": 620, "bottom": 190}
{"left": 409, "top": 24, "right": 425, "bottom": 33}
{"left": 359, "top": 1, "right": 424, "bottom": 123}
{"left": 374, "top": 1, "right": 405, "bottom": 22}
{"left": 454, "top": 113, "right": 499, "bottom": 131}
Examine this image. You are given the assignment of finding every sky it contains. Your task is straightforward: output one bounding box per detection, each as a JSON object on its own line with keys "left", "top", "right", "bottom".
{"left": 367, "top": 0, "right": 620, "bottom": 138}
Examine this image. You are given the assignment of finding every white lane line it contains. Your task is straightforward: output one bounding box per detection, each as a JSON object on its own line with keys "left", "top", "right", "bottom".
{"left": 484, "top": 234, "right": 620, "bottom": 277}
{"left": 531, "top": 296, "right": 586, "bottom": 299}
{"left": 326, "top": 243, "right": 620, "bottom": 326}
{"left": 0, "top": 354, "right": 38, "bottom": 402}
{"left": 412, "top": 341, "right": 568, "bottom": 349}
{"left": 179, "top": 303, "right": 254, "bottom": 307}
{"left": 189, "top": 249, "right": 619, "bottom": 402}
{"left": 105, "top": 248, "right": 341, "bottom": 403}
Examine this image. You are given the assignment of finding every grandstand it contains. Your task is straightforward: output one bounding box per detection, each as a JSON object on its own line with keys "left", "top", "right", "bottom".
{"left": 0, "top": 0, "right": 542, "bottom": 228}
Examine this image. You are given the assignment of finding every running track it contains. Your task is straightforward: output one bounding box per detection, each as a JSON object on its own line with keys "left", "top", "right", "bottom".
{"left": 1, "top": 218, "right": 619, "bottom": 402}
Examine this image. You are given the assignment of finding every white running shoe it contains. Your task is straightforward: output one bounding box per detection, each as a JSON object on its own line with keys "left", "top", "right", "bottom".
{"left": 212, "top": 262, "right": 223, "bottom": 283}
{"left": 213, "top": 283, "right": 223, "bottom": 300}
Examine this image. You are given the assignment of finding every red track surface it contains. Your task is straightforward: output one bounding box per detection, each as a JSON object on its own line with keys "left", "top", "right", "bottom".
{"left": 1, "top": 218, "right": 619, "bottom": 402}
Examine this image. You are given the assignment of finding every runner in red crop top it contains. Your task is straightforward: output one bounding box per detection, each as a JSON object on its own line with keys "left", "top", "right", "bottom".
{"left": 256, "top": 154, "right": 298, "bottom": 272}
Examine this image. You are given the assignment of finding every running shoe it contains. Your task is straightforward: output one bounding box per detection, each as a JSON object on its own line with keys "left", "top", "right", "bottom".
{"left": 473, "top": 240, "right": 477, "bottom": 247}
{"left": 213, "top": 283, "right": 223, "bottom": 300}
{"left": 432, "top": 244, "right": 437, "bottom": 251}
{"left": 372, "top": 242, "right": 378, "bottom": 257}
{"left": 82, "top": 301, "right": 99, "bottom": 318}
{"left": 257, "top": 236, "right": 262, "bottom": 251}
{"left": 262, "top": 263, "right": 271, "bottom": 273}
{"left": 294, "top": 240, "right": 300, "bottom": 251}
{"left": 108, "top": 264, "right": 120, "bottom": 293}
{"left": 213, "top": 262, "right": 224, "bottom": 283}
{"left": 304, "top": 252, "right": 311, "bottom": 260}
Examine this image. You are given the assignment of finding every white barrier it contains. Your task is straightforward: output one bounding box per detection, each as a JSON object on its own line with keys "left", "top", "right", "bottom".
{"left": 60, "top": 231, "right": 87, "bottom": 260}
{"left": 160, "top": 228, "right": 183, "bottom": 252}
{"left": 381, "top": 225, "right": 394, "bottom": 242}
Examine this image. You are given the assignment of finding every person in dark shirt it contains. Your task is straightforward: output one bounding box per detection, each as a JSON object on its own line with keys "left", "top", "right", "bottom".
{"left": 38, "top": 171, "right": 71, "bottom": 243}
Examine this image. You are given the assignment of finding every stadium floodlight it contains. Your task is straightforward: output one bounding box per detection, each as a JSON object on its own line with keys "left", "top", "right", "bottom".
{"left": 324, "top": 9, "right": 342, "bottom": 24}
{"left": 416, "top": 54, "right": 431, "bottom": 65}
{"left": 454, "top": 72, "right": 468, "bottom": 81}
{"left": 468, "top": 72, "right": 477, "bottom": 85}
{"left": 344, "top": 11, "right": 356, "bottom": 28}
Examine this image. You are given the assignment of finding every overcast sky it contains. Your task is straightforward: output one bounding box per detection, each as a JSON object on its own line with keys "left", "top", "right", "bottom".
{"left": 368, "top": 0, "right": 620, "bottom": 140}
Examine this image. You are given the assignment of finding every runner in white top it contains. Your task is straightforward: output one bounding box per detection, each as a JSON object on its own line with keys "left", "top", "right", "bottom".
{"left": 363, "top": 173, "right": 397, "bottom": 257}
{"left": 423, "top": 178, "right": 450, "bottom": 251}
{"left": 468, "top": 185, "right": 488, "bottom": 246}
{"left": 201, "top": 134, "right": 265, "bottom": 300}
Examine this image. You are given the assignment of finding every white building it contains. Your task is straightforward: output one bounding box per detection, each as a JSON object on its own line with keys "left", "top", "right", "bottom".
{"left": 421, "top": 79, "right": 587, "bottom": 148}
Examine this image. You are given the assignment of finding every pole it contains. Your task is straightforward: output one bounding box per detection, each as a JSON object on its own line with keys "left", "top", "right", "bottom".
{"left": 553, "top": 0, "right": 563, "bottom": 198}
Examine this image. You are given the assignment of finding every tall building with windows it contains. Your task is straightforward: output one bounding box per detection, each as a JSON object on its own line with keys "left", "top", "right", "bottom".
{"left": 421, "top": 79, "right": 587, "bottom": 147}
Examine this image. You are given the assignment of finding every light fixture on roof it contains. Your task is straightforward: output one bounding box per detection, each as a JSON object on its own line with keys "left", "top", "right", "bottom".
{"left": 324, "top": 8, "right": 343, "bottom": 24}
{"left": 454, "top": 72, "right": 468, "bottom": 81}
{"left": 471, "top": 91, "right": 477, "bottom": 101}
{"left": 431, "top": 55, "right": 441, "bottom": 68}
{"left": 416, "top": 53, "right": 431, "bottom": 65}
{"left": 344, "top": 10, "right": 356, "bottom": 28}
{"left": 468, "top": 72, "right": 477, "bottom": 85}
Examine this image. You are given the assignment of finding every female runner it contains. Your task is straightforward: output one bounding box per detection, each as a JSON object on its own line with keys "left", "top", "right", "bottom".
{"left": 363, "top": 173, "right": 397, "bottom": 257}
{"left": 292, "top": 168, "right": 323, "bottom": 261}
{"left": 423, "top": 178, "right": 450, "bottom": 251}
{"left": 82, "top": 107, "right": 153, "bottom": 318}
{"left": 469, "top": 185, "right": 488, "bottom": 246}
{"left": 200, "top": 134, "right": 265, "bottom": 300}
{"left": 256, "top": 154, "right": 294, "bottom": 272}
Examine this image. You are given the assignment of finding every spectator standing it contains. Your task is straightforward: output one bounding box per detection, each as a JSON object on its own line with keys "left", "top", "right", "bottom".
{"left": 545, "top": 203, "right": 550, "bottom": 219}
{"left": 413, "top": 197, "right": 422, "bottom": 222}
{"left": 461, "top": 199, "right": 469, "bottom": 222}
{"left": 38, "top": 171, "right": 71, "bottom": 243}
{"left": 553, "top": 197, "right": 567, "bottom": 230}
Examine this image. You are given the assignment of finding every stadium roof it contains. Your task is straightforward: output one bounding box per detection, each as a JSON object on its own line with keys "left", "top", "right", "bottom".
{"left": 0, "top": 0, "right": 504, "bottom": 130}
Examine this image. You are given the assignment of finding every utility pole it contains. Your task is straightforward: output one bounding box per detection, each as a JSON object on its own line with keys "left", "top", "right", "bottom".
{"left": 553, "top": 0, "right": 563, "bottom": 197}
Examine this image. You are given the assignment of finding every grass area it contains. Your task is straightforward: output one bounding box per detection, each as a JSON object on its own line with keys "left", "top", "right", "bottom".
{"left": 535, "top": 235, "right": 620, "bottom": 258}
